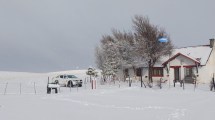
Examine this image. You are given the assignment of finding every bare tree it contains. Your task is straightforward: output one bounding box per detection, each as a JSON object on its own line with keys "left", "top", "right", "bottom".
{"left": 96, "top": 15, "right": 173, "bottom": 85}
{"left": 133, "top": 15, "right": 173, "bottom": 83}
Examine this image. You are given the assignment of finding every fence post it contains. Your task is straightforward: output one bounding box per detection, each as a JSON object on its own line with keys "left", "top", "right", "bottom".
{"left": 129, "top": 76, "right": 131, "bottom": 87}
{"left": 160, "top": 78, "right": 162, "bottom": 89}
{"left": 174, "top": 80, "right": 176, "bottom": 87}
{"left": 213, "top": 73, "right": 215, "bottom": 91}
{"left": 183, "top": 79, "right": 185, "bottom": 90}
{"left": 194, "top": 78, "right": 197, "bottom": 91}
{"left": 34, "top": 82, "right": 37, "bottom": 95}
{"left": 59, "top": 86, "right": 61, "bottom": 93}
{"left": 20, "top": 83, "right": 22, "bottom": 95}
{"left": 91, "top": 80, "right": 93, "bottom": 89}
{"left": 4, "top": 82, "right": 8, "bottom": 95}
{"left": 84, "top": 78, "right": 87, "bottom": 89}
{"left": 70, "top": 83, "right": 72, "bottom": 92}
{"left": 94, "top": 80, "right": 96, "bottom": 89}
{"left": 91, "top": 80, "right": 96, "bottom": 90}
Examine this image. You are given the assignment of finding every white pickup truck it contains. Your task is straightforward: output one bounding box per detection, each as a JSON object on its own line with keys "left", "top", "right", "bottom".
{"left": 52, "top": 74, "right": 82, "bottom": 87}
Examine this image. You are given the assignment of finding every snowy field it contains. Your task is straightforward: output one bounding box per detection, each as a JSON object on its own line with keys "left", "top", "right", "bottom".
{"left": 0, "top": 70, "right": 215, "bottom": 120}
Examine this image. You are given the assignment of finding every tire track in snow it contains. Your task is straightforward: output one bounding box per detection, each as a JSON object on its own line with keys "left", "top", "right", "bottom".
{"left": 168, "top": 109, "right": 187, "bottom": 120}
{"left": 44, "top": 96, "right": 187, "bottom": 120}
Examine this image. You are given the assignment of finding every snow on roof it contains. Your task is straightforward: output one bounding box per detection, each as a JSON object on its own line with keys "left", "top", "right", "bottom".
{"left": 173, "top": 45, "right": 212, "bottom": 65}
{"left": 154, "top": 45, "right": 212, "bottom": 67}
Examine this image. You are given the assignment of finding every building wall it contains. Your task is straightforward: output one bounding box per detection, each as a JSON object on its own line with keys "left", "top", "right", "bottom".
{"left": 118, "top": 40, "right": 215, "bottom": 84}
{"left": 198, "top": 66, "right": 209, "bottom": 83}
{"left": 201, "top": 46, "right": 215, "bottom": 83}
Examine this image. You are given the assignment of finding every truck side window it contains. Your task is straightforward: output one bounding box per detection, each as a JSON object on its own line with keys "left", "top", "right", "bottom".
{"left": 64, "top": 75, "right": 68, "bottom": 79}
{"left": 60, "top": 75, "right": 63, "bottom": 78}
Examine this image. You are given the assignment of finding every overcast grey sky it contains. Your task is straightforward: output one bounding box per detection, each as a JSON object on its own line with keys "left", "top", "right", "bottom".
{"left": 0, "top": 0, "right": 214, "bottom": 72}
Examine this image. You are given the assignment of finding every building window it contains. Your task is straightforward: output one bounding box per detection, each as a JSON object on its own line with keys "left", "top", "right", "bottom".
{"left": 152, "top": 67, "right": 163, "bottom": 77}
{"left": 136, "top": 68, "right": 142, "bottom": 76}
{"left": 124, "top": 69, "right": 129, "bottom": 77}
{"left": 184, "top": 67, "right": 193, "bottom": 77}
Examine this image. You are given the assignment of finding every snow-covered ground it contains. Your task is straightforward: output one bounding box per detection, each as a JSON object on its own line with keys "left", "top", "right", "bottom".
{"left": 0, "top": 70, "right": 215, "bottom": 120}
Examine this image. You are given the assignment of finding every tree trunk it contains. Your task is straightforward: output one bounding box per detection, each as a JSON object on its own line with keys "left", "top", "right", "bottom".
{"left": 140, "top": 67, "right": 146, "bottom": 88}
{"left": 123, "top": 69, "right": 126, "bottom": 82}
{"left": 148, "top": 59, "right": 153, "bottom": 83}
{"left": 132, "top": 66, "right": 136, "bottom": 79}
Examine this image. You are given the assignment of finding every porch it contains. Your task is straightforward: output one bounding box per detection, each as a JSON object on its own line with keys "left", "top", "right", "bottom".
{"left": 171, "top": 66, "right": 197, "bottom": 83}
{"left": 162, "top": 53, "right": 200, "bottom": 84}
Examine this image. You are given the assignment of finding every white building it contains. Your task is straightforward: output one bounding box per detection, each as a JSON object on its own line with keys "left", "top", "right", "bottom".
{"left": 122, "top": 39, "right": 215, "bottom": 84}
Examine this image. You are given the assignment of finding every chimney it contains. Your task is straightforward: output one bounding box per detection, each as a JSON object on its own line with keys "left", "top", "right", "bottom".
{"left": 210, "top": 38, "right": 215, "bottom": 48}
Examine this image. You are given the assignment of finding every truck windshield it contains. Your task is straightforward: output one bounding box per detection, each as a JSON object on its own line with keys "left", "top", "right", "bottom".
{"left": 68, "top": 75, "right": 77, "bottom": 78}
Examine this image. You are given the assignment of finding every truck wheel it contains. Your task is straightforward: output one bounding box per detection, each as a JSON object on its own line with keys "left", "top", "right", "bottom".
{"left": 67, "top": 81, "right": 73, "bottom": 87}
{"left": 78, "top": 84, "right": 82, "bottom": 87}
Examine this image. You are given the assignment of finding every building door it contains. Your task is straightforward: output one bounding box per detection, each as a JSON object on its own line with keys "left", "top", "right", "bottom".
{"left": 184, "top": 67, "right": 194, "bottom": 83}
{"left": 174, "top": 68, "right": 180, "bottom": 81}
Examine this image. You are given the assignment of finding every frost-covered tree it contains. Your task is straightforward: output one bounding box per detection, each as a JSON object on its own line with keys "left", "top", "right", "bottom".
{"left": 111, "top": 29, "right": 145, "bottom": 80}
{"left": 95, "top": 46, "right": 105, "bottom": 72}
{"left": 95, "top": 35, "right": 121, "bottom": 80}
{"left": 95, "top": 46, "right": 107, "bottom": 82}
{"left": 112, "top": 29, "right": 137, "bottom": 66}
{"left": 96, "top": 15, "right": 173, "bottom": 85}
{"left": 133, "top": 15, "right": 173, "bottom": 83}
{"left": 95, "top": 31, "right": 138, "bottom": 81}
